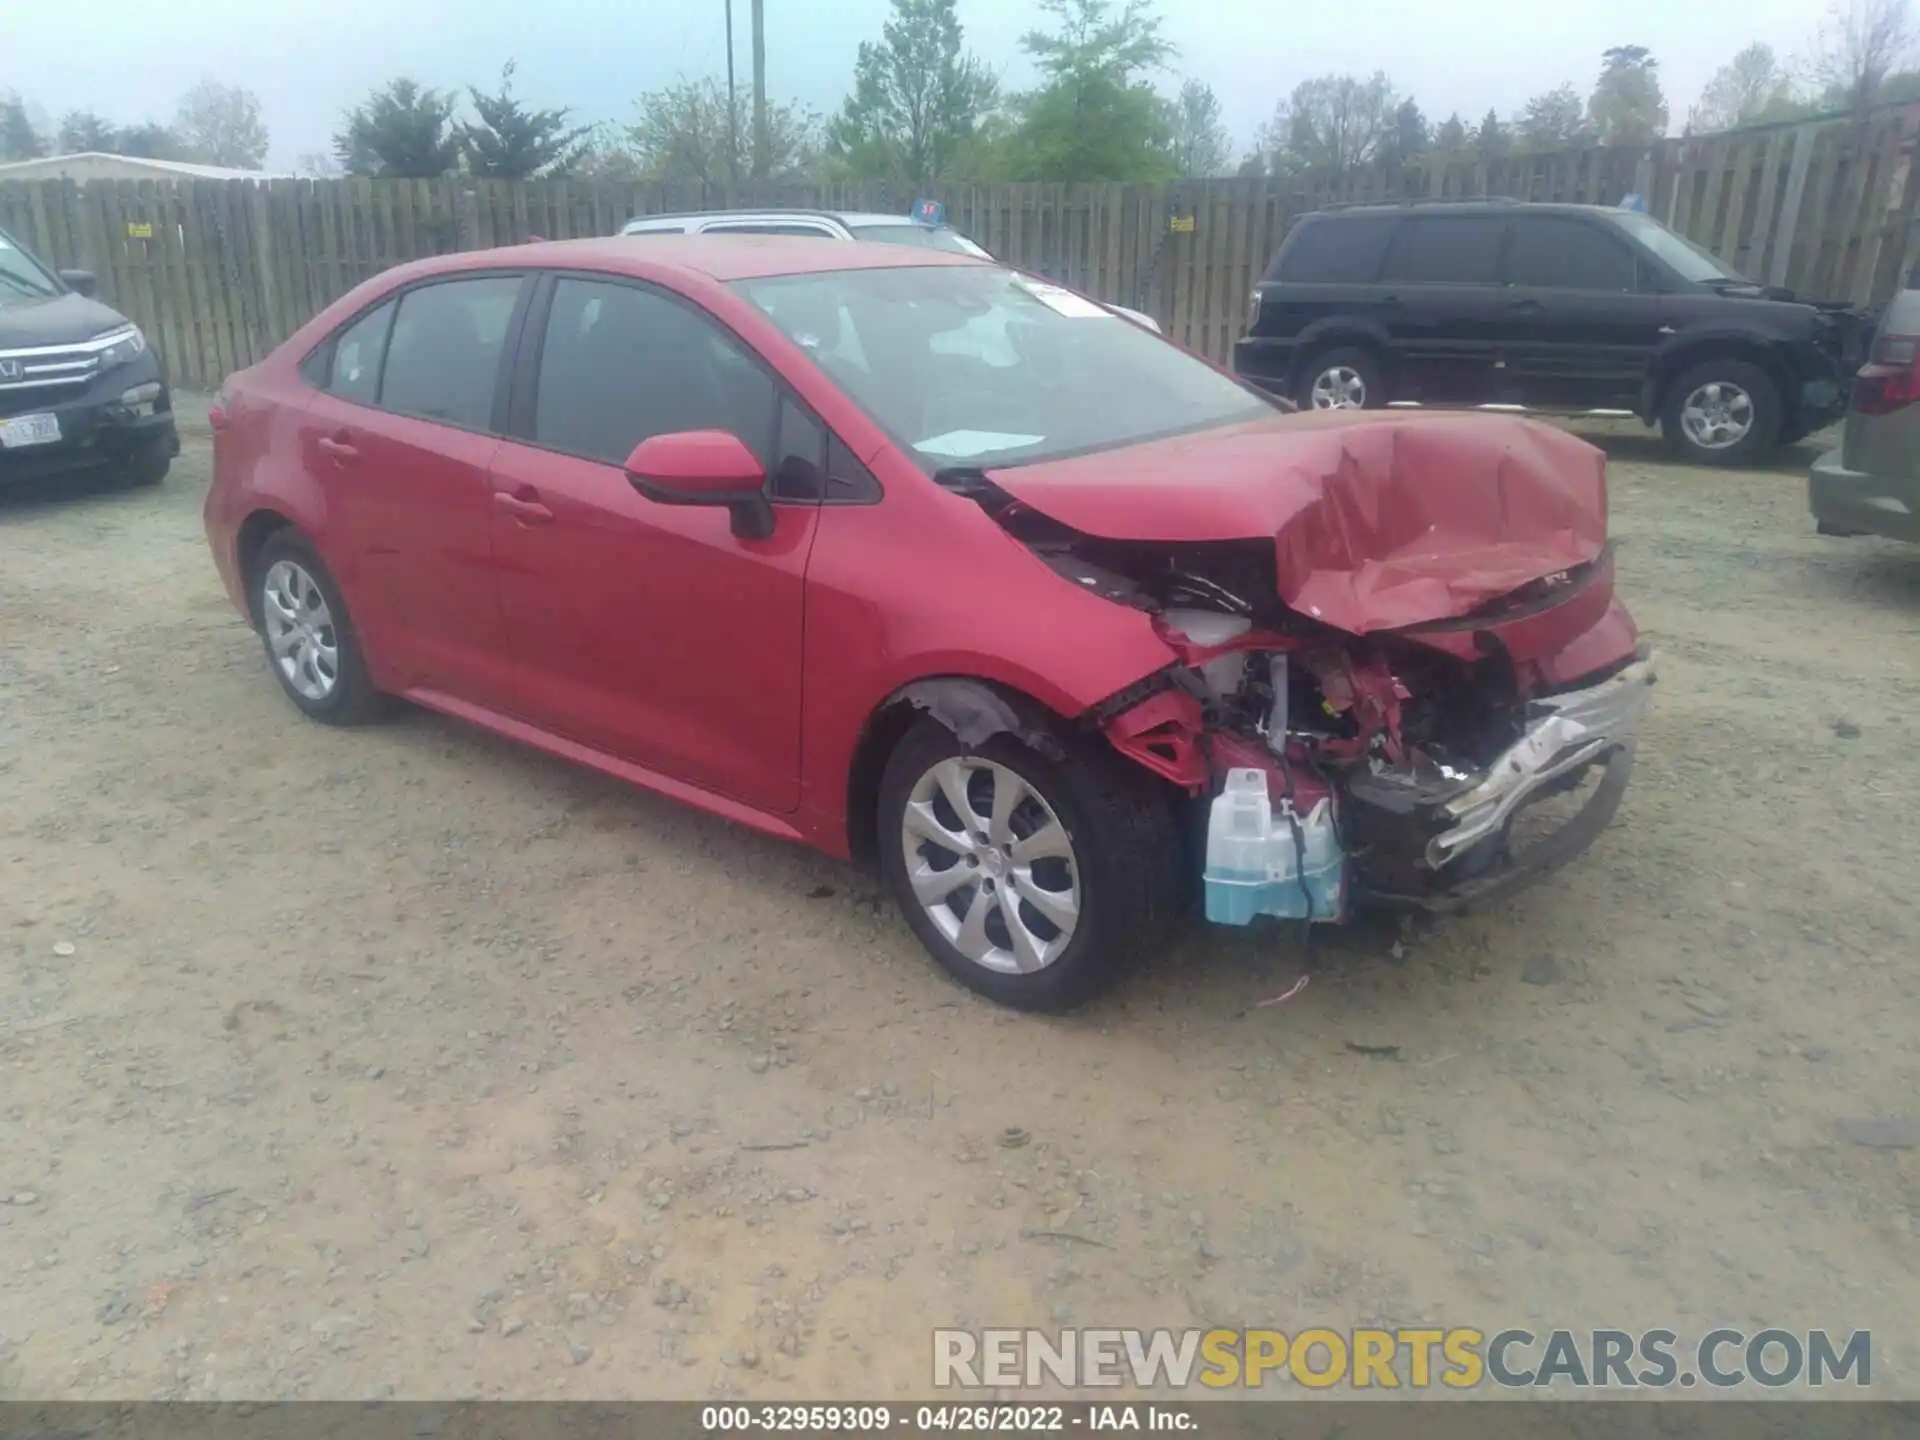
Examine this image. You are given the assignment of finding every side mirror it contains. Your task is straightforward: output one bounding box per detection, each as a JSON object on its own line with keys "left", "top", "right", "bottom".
{"left": 625, "top": 430, "right": 774, "bottom": 541}
{"left": 59, "top": 269, "right": 97, "bottom": 297}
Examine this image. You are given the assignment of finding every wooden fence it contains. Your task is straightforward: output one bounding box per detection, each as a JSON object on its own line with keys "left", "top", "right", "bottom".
{"left": 8, "top": 105, "right": 1920, "bottom": 391}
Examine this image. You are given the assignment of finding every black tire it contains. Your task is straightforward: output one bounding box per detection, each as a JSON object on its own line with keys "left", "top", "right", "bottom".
{"left": 1660, "top": 359, "right": 1782, "bottom": 466}
{"left": 876, "top": 717, "right": 1185, "bottom": 1013}
{"left": 1294, "top": 345, "right": 1387, "bottom": 411}
{"left": 122, "top": 444, "right": 171, "bottom": 488}
{"left": 251, "top": 532, "right": 387, "bottom": 725}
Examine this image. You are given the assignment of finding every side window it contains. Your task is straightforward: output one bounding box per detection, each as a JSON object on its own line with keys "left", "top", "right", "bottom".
{"left": 379, "top": 276, "right": 523, "bottom": 430}
{"left": 706, "top": 223, "right": 837, "bottom": 237}
{"left": 1505, "top": 219, "right": 1636, "bottom": 291}
{"left": 1273, "top": 215, "right": 1394, "bottom": 283}
{"left": 1380, "top": 217, "right": 1505, "bottom": 284}
{"left": 770, "top": 396, "right": 826, "bottom": 501}
{"left": 532, "top": 276, "right": 779, "bottom": 467}
{"left": 825, "top": 434, "right": 881, "bottom": 503}
{"left": 308, "top": 300, "right": 393, "bottom": 404}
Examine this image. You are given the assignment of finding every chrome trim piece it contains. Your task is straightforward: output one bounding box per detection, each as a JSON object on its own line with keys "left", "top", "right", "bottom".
{"left": 1426, "top": 655, "right": 1657, "bottom": 868}
{"left": 0, "top": 325, "right": 139, "bottom": 360}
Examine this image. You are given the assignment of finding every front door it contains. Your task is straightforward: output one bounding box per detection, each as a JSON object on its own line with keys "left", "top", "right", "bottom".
{"left": 298, "top": 273, "right": 527, "bottom": 707}
{"left": 1494, "top": 215, "right": 1665, "bottom": 410}
{"left": 487, "top": 274, "right": 824, "bottom": 814}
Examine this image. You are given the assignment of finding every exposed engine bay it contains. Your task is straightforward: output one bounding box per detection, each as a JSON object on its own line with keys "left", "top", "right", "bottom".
{"left": 967, "top": 470, "right": 1657, "bottom": 921}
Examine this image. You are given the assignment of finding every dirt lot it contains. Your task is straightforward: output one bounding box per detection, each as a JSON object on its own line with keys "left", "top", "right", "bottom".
{"left": 1, "top": 405, "right": 1917, "bottom": 1402}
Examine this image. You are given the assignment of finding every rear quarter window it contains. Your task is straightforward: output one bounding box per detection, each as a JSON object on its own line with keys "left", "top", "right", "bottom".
{"left": 1269, "top": 215, "right": 1395, "bottom": 284}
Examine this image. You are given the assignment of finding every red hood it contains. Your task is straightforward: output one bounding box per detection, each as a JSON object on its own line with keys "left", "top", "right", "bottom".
{"left": 987, "top": 410, "right": 1609, "bottom": 634}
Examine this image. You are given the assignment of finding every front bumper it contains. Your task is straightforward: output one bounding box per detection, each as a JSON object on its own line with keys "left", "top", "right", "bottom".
{"left": 0, "top": 362, "right": 178, "bottom": 485}
{"left": 1809, "top": 446, "right": 1920, "bottom": 544}
{"left": 1350, "top": 651, "right": 1657, "bottom": 911}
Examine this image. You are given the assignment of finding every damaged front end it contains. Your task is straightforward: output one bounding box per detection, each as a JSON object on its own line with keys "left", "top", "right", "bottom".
{"left": 975, "top": 413, "right": 1658, "bottom": 924}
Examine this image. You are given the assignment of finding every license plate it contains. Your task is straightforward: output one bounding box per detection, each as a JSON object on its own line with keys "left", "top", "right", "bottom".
{"left": 0, "top": 412, "right": 61, "bottom": 449}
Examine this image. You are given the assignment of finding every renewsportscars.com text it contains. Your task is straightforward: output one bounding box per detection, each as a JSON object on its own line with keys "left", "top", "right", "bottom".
{"left": 932, "top": 1327, "right": 1871, "bottom": 1390}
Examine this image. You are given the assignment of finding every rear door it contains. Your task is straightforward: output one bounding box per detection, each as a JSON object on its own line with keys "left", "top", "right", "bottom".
{"left": 1375, "top": 214, "right": 1509, "bottom": 404}
{"left": 1494, "top": 214, "right": 1661, "bottom": 409}
{"left": 298, "top": 272, "right": 529, "bottom": 707}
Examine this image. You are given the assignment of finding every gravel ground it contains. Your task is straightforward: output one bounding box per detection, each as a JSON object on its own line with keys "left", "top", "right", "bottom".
{"left": 0, "top": 406, "right": 1916, "bottom": 1401}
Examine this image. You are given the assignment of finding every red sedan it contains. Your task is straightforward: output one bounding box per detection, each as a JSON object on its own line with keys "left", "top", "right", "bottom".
{"left": 204, "top": 236, "right": 1654, "bottom": 1011}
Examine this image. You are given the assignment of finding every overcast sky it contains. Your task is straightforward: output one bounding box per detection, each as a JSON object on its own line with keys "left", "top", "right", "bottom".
{"left": 20, "top": 0, "right": 1832, "bottom": 169}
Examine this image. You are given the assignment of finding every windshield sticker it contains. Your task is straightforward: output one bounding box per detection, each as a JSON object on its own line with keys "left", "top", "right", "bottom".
{"left": 1014, "top": 278, "right": 1108, "bottom": 319}
{"left": 914, "top": 430, "right": 1046, "bottom": 459}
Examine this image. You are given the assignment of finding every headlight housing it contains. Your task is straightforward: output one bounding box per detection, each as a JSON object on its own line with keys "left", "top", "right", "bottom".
{"left": 96, "top": 325, "right": 147, "bottom": 369}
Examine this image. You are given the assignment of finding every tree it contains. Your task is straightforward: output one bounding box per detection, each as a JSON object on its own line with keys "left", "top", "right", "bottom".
{"left": 1815, "top": 0, "right": 1916, "bottom": 112}
{"left": 1170, "top": 79, "right": 1230, "bottom": 177}
{"left": 997, "top": 0, "right": 1177, "bottom": 182}
{"left": 826, "top": 0, "right": 997, "bottom": 186}
{"left": 1376, "top": 97, "right": 1429, "bottom": 170}
{"left": 1587, "top": 45, "right": 1669, "bottom": 144}
{"left": 0, "top": 93, "right": 43, "bottom": 160}
{"left": 1434, "top": 112, "right": 1469, "bottom": 151}
{"left": 334, "top": 79, "right": 462, "bottom": 178}
{"left": 295, "top": 151, "right": 343, "bottom": 178}
{"left": 1258, "top": 72, "right": 1399, "bottom": 173}
{"left": 625, "top": 77, "right": 819, "bottom": 186}
{"left": 114, "top": 123, "right": 185, "bottom": 160}
{"left": 174, "top": 79, "right": 269, "bottom": 167}
{"left": 1475, "top": 107, "right": 1510, "bottom": 158}
{"left": 1517, "top": 83, "right": 1590, "bottom": 148}
{"left": 58, "top": 111, "right": 118, "bottom": 152}
{"left": 1689, "top": 44, "right": 1801, "bottom": 131}
{"left": 461, "top": 62, "right": 592, "bottom": 178}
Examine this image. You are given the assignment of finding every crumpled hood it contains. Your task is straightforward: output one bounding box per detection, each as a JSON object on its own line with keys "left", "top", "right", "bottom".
{"left": 986, "top": 409, "right": 1608, "bottom": 633}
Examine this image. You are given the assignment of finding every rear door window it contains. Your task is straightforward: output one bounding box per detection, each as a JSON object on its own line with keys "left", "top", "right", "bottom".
{"left": 1380, "top": 216, "right": 1506, "bottom": 284}
{"left": 1272, "top": 215, "right": 1395, "bottom": 283}
{"left": 313, "top": 299, "right": 393, "bottom": 404}
{"left": 1505, "top": 218, "right": 1636, "bottom": 291}
{"left": 378, "top": 276, "right": 523, "bottom": 430}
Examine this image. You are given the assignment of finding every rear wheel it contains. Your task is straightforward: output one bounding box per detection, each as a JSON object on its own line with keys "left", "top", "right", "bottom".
{"left": 877, "top": 719, "right": 1182, "bottom": 1012}
{"left": 1296, "top": 346, "right": 1386, "bottom": 411}
{"left": 252, "top": 533, "right": 387, "bottom": 725}
{"left": 1661, "top": 359, "right": 1781, "bottom": 466}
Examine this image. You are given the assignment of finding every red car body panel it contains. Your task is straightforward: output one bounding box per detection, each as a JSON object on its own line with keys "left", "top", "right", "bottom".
{"left": 204, "top": 235, "right": 1641, "bottom": 878}
{"left": 985, "top": 408, "right": 1609, "bottom": 635}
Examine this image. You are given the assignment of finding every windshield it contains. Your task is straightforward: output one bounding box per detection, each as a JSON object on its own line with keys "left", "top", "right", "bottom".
{"left": 734, "top": 264, "right": 1269, "bottom": 471}
{"left": 0, "top": 229, "right": 62, "bottom": 308}
{"left": 847, "top": 223, "right": 993, "bottom": 259}
{"left": 1608, "top": 211, "right": 1748, "bottom": 285}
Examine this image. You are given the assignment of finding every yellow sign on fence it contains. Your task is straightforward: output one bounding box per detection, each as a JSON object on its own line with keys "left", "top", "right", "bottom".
{"left": 126, "top": 222, "right": 153, "bottom": 239}
{"left": 1168, "top": 215, "right": 1195, "bottom": 233}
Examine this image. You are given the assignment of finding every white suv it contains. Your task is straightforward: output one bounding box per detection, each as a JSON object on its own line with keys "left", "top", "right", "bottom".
{"left": 617, "top": 208, "right": 1162, "bottom": 332}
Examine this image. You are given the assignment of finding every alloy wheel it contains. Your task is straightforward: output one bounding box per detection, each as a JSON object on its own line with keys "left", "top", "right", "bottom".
{"left": 1310, "top": 365, "right": 1367, "bottom": 409}
{"left": 261, "top": 559, "right": 340, "bottom": 701}
{"left": 1679, "top": 380, "right": 1755, "bottom": 451}
{"left": 898, "top": 757, "right": 1082, "bottom": 975}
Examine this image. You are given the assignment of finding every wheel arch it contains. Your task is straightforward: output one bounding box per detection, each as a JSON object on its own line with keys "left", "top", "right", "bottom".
{"left": 1291, "top": 320, "right": 1393, "bottom": 389}
{"left": 843, "top": 676, "right": 1074, "bottom": 871}
{"left": 235, "top": 508, "right": 300, "bottom": 629}
{"left": 1644, "top": 335, "right": 1795, "bottom": 426}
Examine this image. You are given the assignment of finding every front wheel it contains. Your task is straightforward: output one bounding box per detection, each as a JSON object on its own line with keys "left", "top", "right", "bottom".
{"left": 1661, "top": 360, "right": 1781, "bottom": 466}
{"left": 877, "top": 719, "right": 1182, "bottom": 1012}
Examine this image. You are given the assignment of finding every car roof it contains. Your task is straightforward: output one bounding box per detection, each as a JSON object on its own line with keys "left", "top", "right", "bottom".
{"left": 622, "top": 208, "right": 925, "bottom": 229}
{"left": 1304, "top": 200, "right": 1622, "bottom": 222}
{"left": 402, "top": 233, "right": 991, "bottom": 284}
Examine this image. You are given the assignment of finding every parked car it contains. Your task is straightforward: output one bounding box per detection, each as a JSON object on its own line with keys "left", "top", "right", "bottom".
{"left": 203, "top": 236, "right": 1653, "bottom": 1012}
{"left": 1233, "top": 198, "right": 1872, "bottom": 466}
{"left": 1810, "top": 279, "right": 1920, "bottom": 545}
{"left": 618, "top": 207, "right": 1164, "bottom": 332}
{"left": 0, "top": 224, "right": 178, "bottom": 490}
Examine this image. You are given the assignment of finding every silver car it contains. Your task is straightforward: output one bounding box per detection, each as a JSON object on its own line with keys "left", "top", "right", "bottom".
{"left": 617, "top": 208, "right": 1164, "bottom": 333}
{"left": 1810, "top": 285, "right": 1920, "bottom": 545}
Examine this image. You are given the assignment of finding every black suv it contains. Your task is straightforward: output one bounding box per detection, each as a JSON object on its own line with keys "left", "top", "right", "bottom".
{"left": 1233, "top": 199, "right": 1871, "bottom": 466}
{"left": 1, "top": 224, "right": 178, "bottom": 490}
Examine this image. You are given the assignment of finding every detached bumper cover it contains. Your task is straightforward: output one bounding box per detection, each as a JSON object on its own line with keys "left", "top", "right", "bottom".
{"left": 1351, "top": 650, "right": 1656, "bottom": 911}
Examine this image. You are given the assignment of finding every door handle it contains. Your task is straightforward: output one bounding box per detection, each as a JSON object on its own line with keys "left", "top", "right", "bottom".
{"left": 494, "top": 491, "right": 554, "bottom": 524}
{"left": 316, "top": 434, "right": 359, "bottom": 464}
